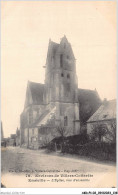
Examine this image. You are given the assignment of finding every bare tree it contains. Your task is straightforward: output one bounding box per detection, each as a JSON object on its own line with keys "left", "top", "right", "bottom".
{"left": 55, "top": 126, "right": 71, "bottom": 152}
{"left": 104, "top": 120, "right": 116, "bottom": 143}
{"left": 90, "top": 120, "right": 116, "bottom": 143}
{"left": 90, "top": 123, "right": 107, "bottom": 142}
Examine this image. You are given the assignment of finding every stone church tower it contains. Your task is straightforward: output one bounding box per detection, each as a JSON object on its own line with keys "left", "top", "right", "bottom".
{"left": 20, "top": 36, "right": 101, "bottom": 149}
{"left": 44, "top": 36, "right": 80, "bottom": 134}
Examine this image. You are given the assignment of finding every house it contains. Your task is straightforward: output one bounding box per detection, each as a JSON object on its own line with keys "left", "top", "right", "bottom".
{"left": 20, "top": 36, "right": 101, "bottom": 149}
{"left": 87, "top": 99, "right": 116, "bottom": 143}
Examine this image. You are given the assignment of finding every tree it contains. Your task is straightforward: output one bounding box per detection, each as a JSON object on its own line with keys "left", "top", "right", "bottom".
{"left": 90, "top": 123, "right": 107, "bottom": 142}
{"left": 104, "top": 120, "right": 116, "bottom": 143}
{"left": 90, "top": 120, "right": 116, "bottom": 143}
{"left": 55, "top": 126, "right": 71, "bottom": 153}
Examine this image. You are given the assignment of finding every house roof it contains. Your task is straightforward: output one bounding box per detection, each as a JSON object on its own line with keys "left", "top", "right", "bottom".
{"left": 78, "top": 88, "right": 102, "bottom": 123}
{"left": 87, "top": 99, "right": 116, "bottom": 122}
{"left": 29, "top": 81, "right": 45, "bottom": 105}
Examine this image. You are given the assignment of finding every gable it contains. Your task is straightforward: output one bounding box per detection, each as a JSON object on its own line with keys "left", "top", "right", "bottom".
{"left": 29, "top": 82, "right": 44, "bottom": 105}
{"left": 87, "top": 99, "right": 116, "bottom": 122}
{"left": 24, "top": 82, "right": 33, "bottom": 108}
{"left": 24, "top": 81, "right": 45, "bottom": 108}
{"left": 46, "top": 40, "right": 59, "bottom": 70}
{"left": 59, "top": 36, "right": 75, "bottom": 60}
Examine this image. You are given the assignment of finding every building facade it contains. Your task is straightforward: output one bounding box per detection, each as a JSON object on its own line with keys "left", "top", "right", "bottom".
{"left": 20, "top": 36, "right": 101, "bottom": 149}
{"left": 87, "top": 99, "right": 116, "bottom": 143}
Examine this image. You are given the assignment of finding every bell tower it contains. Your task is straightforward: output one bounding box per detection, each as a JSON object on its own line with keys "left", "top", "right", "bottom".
{"left": 44, "top": 36, "right": 78, "bottom": 105}
{"left": 44, "top": 36, "right": 80, "bottom": 135}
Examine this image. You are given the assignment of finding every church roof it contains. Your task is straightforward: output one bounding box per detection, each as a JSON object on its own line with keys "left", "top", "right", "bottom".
{"left": 36, "top": 106, "right": 56, "bottom": 127}
{"left": 29, "top": 81, "right": 45, "bottom": 105}
{"left": 87, "top": 99, "right": 116, "bottom": 122}
{"left": 78, "top": 88, "right": 102, "bottom": 123}
{"left": 29, "top": 106, "right": 56, "bottom": 128}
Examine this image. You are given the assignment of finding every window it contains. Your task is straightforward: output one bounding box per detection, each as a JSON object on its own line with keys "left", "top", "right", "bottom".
{"left": 32, "top": 129, "right": 34, "bottom": 135}
{"left": 64, "top": 43, "right": 66, "bottom": 49}
{"left": 67, "top": 55, "right": 69, "bottom": 59}
{"left": 61, "top": 73, "right": 64, "bottom": 77}
{"left": 67, "top": 74, "right": 70, "bottom": 79}
{"left": 60, "top": 54, "right": 63, "bottom": 67}
{"left": 64, "top": 116, "right": 68, "bottom": 126}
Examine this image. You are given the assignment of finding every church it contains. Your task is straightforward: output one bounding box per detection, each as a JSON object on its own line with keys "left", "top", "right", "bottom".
{"left": 20, "top": 36, "right": 101, "bottom": 149}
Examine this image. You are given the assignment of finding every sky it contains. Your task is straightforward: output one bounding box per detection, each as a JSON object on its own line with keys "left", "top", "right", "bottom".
{"left": 1, "top": 1, "right": 116, "bottom": 138}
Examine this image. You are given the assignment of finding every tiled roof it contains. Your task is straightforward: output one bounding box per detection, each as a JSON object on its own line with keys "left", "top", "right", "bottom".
{"left": 78, "top": 88, "right": 102, "bottom": 123}
{"left": 29, "top": 81, "right": 44, "bottom": 105}
{"left": 87, "top": 99, "right": 116, "bottom": 122}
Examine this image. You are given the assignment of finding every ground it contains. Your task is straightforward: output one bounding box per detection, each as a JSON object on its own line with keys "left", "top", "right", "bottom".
{"left": 1, "top": 146, "right": 117, "bottom": 188}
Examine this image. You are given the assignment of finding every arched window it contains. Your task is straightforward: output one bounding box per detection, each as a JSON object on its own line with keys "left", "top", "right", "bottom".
{"left": 64, "top": 116, "right": 68, "bottom": 126}
{"left": 67, "top": 55, "right": 70, "bottom": 59}
{"left": 61, "top": 73, "right": 64, "bottom": 77}
{"left": 67, "top": 74, "right": 70, "bottom": 79}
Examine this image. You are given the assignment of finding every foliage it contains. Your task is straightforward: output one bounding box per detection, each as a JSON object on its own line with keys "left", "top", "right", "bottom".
{"left": 64, "top": 141, "right": 116, "bottom": 161}
{"left": 90, "top": 123, "right": 107, "bottom": 142}
{"left": 90, "top": 120, "right": 116, "bottom": 143}
{"left": 105, "top": 120, "right": 116, "bottom": 143}
{"left": 55, "top": 126, "right": 67, "bottom": 153}
{"left": 65, "top": 134, "right": 89, "bottom": 145}
{"left": 47, "top": 133, "right": 89, "bottom": 152}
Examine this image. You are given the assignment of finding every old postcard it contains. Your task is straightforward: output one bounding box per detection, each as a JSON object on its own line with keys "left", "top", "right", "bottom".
{"left": 1, "top": 0, "right": 117, "bottom": 191}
